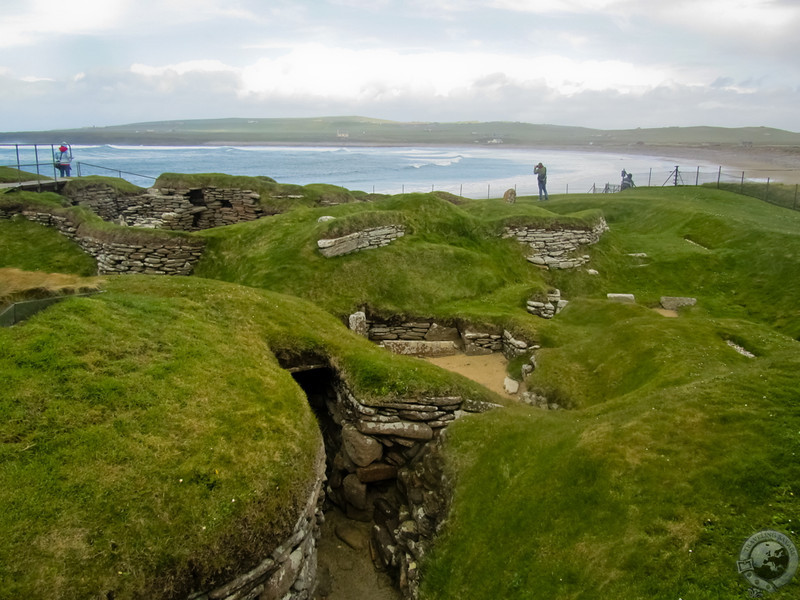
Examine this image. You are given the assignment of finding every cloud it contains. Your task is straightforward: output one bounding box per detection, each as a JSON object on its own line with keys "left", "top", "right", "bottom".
{"left": 236, "top": 43, "right": 673, "bottom": 103}
{"left": 0, "top": 0, "right": 127, "bottom": 48}
{"left": 1, "top": 0, "right": 798, "bottom": 131}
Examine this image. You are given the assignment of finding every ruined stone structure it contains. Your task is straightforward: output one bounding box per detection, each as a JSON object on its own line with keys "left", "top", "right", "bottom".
{"left": 293, "top": 367, "right": 499, "bottom": 600}
{"left": 0, "top": 207, "right": 205, "bottom": 275}
{"left": 502, "top": 217, "right": 609, "bottom": 269}
{"left": 360, "top": 314, "right": 533, "bottom": 359}
{"left": 317, "top": 225, "right": 406, "bottom": 258}
{"left": 66, "top": 183, "right": 266, "bottom": 231}
{"left": 526, "top": 288, "right": 569, "bottom": 319}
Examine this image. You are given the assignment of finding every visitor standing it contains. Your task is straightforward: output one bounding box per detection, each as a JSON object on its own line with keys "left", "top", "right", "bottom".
{"left": 621, "top": 170, "right": 635, "bottom": 190}
{"left": 55, "top": 144, "right": 72, "bottom": 177}
{"left": 534, "top": 162, "right": 548, "bottom": 201}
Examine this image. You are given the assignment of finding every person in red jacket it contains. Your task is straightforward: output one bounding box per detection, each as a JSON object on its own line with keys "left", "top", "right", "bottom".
{"left": 55, "top": 144, "right": 72, "bottom": 177}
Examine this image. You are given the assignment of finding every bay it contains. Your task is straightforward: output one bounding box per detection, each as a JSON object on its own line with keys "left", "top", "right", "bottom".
{"left": 2, "top": 144, "right": 719, "bottom": 198}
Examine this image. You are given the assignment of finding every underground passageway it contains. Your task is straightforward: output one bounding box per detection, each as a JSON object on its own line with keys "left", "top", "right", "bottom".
{"left": 290, "top": 366, "right": 401, "bottom": 600}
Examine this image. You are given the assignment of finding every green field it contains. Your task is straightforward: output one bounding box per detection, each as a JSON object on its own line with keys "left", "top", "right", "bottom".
{"left": 1, "top": 179, "right": 799, "bottom": 599}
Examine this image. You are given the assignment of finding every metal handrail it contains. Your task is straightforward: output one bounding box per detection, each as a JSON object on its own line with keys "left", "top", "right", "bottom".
{"left": 1, "top": 143, "right": 156, "bottom": 184}
{"left": 74, "top": 161, "right": 156, "bottom": 181}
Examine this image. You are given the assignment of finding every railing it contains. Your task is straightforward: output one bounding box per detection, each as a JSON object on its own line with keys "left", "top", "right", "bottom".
{"left": 0, "top": 143, "right": 156, "bottom": 185}
{"left": 74, "top": 161, "right": 156, "bottom": 182}
{"left": 0, "top": 143, "right": 63, "bottom": 183}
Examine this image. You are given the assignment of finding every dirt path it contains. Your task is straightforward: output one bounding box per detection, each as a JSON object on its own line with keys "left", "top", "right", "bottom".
{"left": 424, "top": 352, "right": 516, "bottom": 397}
{"left": 315, "top": 507, "right": 399, "bottom": 600}
{"left": 313, "top": 353, "right": 514, "bottom": 599}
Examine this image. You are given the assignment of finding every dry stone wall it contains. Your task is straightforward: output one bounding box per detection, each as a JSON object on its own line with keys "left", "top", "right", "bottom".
{"left": 526, "top": 288, "right": 569, "bottom": 319}
{"left": 187, "top": 443, "right": 326, "bottom": 600}
{"left": 503, "top": 218, "right": 609, "bottom": 269}
{"left": 322, "top": 377, "right": 499, "bottom": 599}
{"left": 67, "top": 184, "right": 265, "bottom": 231}
{"left": 358, "top": 314, "right": 532, "bottom": 360}
{"left": 1, "top": 207, "right": 205, "bottom": 276}
{"left": 317, "top": 225, "right": 406, "bottom": 258}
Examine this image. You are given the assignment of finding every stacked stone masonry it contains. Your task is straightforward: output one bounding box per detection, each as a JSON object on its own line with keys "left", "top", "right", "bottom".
{"left": 323, "top": 377, "right": 499, "bottom": 599}
{"left": 502, "top": 218, "right": 608, "bottom": 269}
{"left": 361, "top": 315, "right": 532, "bottom": 360}
{"left": 187, "top": 443, "right": 327, "bottom": 600}
{"left": 66, "top": 184, "right": 265, "bottom": 231}
{"left": 317, "top": 225, "right": 406, "bottom": 258}
{"left": 2, "top": 208, "right": 205, "bottom": 276}
{"left": 526, "top": 288, "right": 569, "bottom": 319}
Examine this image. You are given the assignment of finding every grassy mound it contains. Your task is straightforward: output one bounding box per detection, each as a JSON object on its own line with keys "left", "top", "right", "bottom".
{"left": 62, "top": 174, "right": 145, "bottom": 195}
{"left": 153, "top": 173, "right": 371, "bottom": 214}
{"left": 0, "top": 214, "right": 98, "bottom": 277}
{"left": 193, "top": 192, "right": 603, "bottom": 325}
{"left": 0, "top": 268, "right": 103, "bottom": 309}
{"left": 419, "top": 188, "right": 800, "bottom": 599}
{"left": 0, "top": 274, "right": 500, "bottom": 599}
{"left": 3, "top": 180, "right": 799, "bottom": 599}
{"left": 0, "top": 166, "right": 52, "bottom": 183}
{"left": 544, "top": 187, "right": 800, "bottom": 338}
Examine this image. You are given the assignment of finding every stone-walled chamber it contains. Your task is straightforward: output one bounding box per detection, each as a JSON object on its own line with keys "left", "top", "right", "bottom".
{"left": 502, "top": 217, "right": 608, "bottom": 269}
{"left": 64, "top": 183, "right": 266, "bottom": 231}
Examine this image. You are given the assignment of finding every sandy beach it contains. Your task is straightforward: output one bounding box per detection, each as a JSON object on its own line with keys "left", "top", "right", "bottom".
{"left": 572, "top": 143, "right": 800, "bottom": 185}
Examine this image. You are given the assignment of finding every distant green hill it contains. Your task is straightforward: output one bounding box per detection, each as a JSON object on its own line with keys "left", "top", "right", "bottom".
{"left": 2, "top": 116, "right": 800, "bottom": 149}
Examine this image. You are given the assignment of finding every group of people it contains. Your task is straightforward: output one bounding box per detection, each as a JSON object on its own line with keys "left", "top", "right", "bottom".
{"left": 533, "top": 162, "right": 636, "bottom": 199}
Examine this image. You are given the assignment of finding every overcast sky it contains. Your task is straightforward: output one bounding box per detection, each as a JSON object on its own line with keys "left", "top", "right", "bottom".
{"left": 2, "top": 0, "right": 799, "bottom": 132}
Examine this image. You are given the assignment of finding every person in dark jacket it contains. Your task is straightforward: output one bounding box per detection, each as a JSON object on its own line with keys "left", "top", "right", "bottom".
{"left": 534, "top": 162, "right": 548, "bottom": 201}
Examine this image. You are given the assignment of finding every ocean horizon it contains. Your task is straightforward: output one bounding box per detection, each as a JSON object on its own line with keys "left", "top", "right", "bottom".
{"left": 2, "top": 144, "right": 732, "bottom": 198}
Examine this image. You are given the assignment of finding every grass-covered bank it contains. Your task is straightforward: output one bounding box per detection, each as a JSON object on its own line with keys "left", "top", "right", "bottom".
{"left": 423, "top": 303, "right": 800, "bottom": 599}
{"left": 194, "top": 192, "right": 604, "bottom": 326}
{"left": 3, "top": 180, "right": 800, "bottom": 599}
{"left": 542, "top": 187, "right": 800, "bottom": 338}
{"left": 0, "top": 274, "right": 501, "bottom": 599}
{"left": 0, "top": 216, "right": 97, "bottom": 279}
{"left": 417, "top": 188, "right": 800, "bottom": 599}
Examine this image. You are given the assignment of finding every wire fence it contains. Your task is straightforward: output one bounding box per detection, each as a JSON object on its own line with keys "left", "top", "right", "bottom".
{"left": 2, "top": 142, "right": 798, "bottom": 210}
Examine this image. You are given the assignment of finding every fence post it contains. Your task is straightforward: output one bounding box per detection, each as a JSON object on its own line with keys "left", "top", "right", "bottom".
{"left": 695, "top": 166, "right": 700, "bottom": 186}
{"left": 717, "top": 166, "right": 722, "bottom": 188}
{"left": 648, "top": 168, "right": 652, "bottom": 187}
{"left": 740, "top": 171, "right": 745, "bottom": 193}
{"left": 673, "top": 166, "right": 679, "bottom": 186}
{"left": 487, "top": 184, "right": 490, "bottom": 199}
{"left": 765, "top": 177, "right": 770, "bottom": 203}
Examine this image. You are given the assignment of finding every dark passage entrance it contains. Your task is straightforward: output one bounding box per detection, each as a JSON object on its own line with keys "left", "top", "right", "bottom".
{"left": 289, "top": 367, "right": 400, "bottom": 600}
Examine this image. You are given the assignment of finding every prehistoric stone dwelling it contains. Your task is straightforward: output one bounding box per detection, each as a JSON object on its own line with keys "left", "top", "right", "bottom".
{"left": 0, "top": 205, "right": 205, "bottom": 276}
{"left": 64, "top": 183, "right": 266, "bottom": 231}
{"left": 1, "top": 182, "right": 612, "bottom": 599}
{"left": 502, "top": 217, "right": 609, "bottom": 269}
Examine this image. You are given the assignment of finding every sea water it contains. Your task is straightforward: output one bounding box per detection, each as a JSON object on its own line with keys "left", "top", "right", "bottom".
{"left": 1, "top": 144, "right": 719, "bottom": 198}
